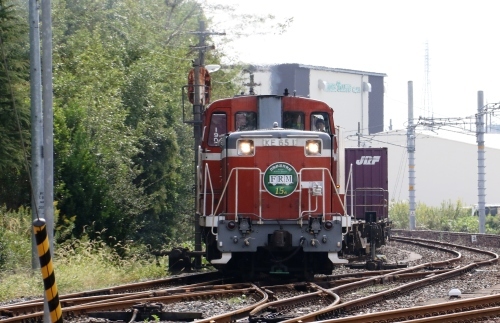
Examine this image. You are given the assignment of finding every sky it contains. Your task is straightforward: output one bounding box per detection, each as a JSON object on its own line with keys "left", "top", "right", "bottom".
{"left": 206, "top": 0, "right": 500, "bottom": 133}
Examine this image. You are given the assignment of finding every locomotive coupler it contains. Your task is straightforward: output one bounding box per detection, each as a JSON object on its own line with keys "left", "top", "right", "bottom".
{"left": 270, "top": 230, "right": 292, "bottom": 248}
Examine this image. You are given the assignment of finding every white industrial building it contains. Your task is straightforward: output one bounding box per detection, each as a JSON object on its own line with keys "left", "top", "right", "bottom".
{"left": 249, "top": 64, "right": 385, "bottom": 136}
{"left": 363, "top": 130, "right": 500, "bottom": 207}
{"left": 247, "top": 64, "right": 500, "bottom": 207}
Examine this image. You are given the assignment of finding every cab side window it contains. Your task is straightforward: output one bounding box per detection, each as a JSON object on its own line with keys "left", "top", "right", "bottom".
{"left": 311, "top": 113, "right": 330, "bottom": 133}
{"left": 283, "top": 112, "right": 304, "bottom": 130}
{"left": 235, "top": 112, "right": 257, "bottom": 131}
{"left": 208, "top": 113, "right": 226, "bottom": 146}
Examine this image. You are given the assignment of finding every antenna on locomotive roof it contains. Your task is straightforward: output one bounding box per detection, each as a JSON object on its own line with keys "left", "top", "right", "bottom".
{"left": 283, "top": 88, "right": 289, "bottom": 96}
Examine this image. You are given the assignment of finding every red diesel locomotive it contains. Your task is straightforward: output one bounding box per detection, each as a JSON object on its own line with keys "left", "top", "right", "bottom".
{"left": 191, "top": 91, "right": 390, "bottom": 277}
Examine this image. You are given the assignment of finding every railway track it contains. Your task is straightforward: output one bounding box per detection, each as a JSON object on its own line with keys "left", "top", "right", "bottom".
{"left": 271, "top": 236, "right": 498, "bottom": 322}
{"left": 1, "top": 232, "right": 500, "bottom": 322}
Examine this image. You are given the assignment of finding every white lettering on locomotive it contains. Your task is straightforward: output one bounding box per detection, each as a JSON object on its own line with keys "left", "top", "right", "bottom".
{"left": 269, "top": 163, "right": 293, "bottom": 172}
{"left": 268, "top": 175, "right": 294, "bottom": 186}
{"left": 262, "top": 138, "right": 298, "bottom": 146}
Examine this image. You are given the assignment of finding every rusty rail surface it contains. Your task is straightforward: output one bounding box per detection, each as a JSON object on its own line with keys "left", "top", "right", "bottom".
{"left": 1, "top": 283, "right": 261, "bottom": 323}
{"left": 278, "top": 237, "right": 498, "bottom": 323}
{"left": 315, "top": 293, "right": 500, "bottom": 322}
{"left": 249, "top": 283, "right": 340, "bottom": 322}
{"left": 0, "top": 271, "right": 228, "bottom": 316}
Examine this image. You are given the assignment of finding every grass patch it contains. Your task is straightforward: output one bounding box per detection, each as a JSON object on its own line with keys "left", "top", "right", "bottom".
{"left": 0, "top": 231, "right": 168, "bottom": 300}
{"left": 0, "top": 269, "right": 43, "bottom": 299}
{"left": 0, "top": 239, "right": 168, "bottom": 300}
{"left": 53, "top": 239, "right": 168, "bottom": 294}
{"left": 0, "top": 205, "right": 170, "bottom": 301}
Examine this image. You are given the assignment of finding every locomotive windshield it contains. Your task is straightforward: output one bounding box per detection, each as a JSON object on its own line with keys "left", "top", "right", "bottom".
{"left": 235, "top": 112, "right": 257, "bottom": 131}
{"left": 208, "top": 113, "right": 226, "bottom": 146}
{"left": 283, "top": 112, "right": 305, "bottom": 130}
{"left": 209, "top": 111, "right": 332, "bottom": 136}
{"left": 311, "top": 113, "right": 331, "bottom": 133}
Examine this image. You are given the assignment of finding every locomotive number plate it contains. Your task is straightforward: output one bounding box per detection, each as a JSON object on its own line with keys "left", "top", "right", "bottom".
{"left": 262, "top": 139, "right": 298, "bottom": 146}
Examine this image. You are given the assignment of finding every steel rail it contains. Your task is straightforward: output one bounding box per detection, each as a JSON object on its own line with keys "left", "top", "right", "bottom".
{"left": 314, "top": 293, "right": 500, "bottom": 322}
{"left": 0, "top": 284, "right": 263, "bottom": 323}
{"left": 175, "top": 284, "right": 269, "bottom": 323}
{"left": 394, "top": 236, "right": 499, "bottom": 266}
{"left": 316, "top": 268, "right": 453, "bottom": 288}
{"left": 249, "top": 283, "right": 340, "bottom": 322}
{"left": 278, "top": 237, "right": 497, "bottom": 323}
{"left": 0, "top": 272, "right": 228, "bottom": 315}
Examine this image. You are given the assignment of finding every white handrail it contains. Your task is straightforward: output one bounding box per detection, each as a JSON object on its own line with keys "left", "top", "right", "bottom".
{"left": 203, "top": 166, "right": 348, "bottom": 230}
{"left": 212, "top": 167, "right": 262, "bottom": 221}
{"left": 203, "top": 165, "right": 215, "bottom": 217}
{"left": 299, "top": 167, "right": 347, "bottom": 217}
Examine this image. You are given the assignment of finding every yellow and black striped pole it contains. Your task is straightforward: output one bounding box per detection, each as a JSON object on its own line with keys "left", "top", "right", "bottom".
{"left": 33, "top": 218, "right": 63, "bottom": 323}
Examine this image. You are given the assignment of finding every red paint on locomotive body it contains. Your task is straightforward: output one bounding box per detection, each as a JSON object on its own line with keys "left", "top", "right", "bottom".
{"left": 200, "top": 95, "right": 341, "bottom": 218}
{"left": 195, "top": 94, "right": 389, "bottom": 277}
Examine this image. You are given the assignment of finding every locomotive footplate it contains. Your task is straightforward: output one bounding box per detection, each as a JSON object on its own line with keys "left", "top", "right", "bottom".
{"left": 216, "top": 218, "right": 343, "bottom": 253}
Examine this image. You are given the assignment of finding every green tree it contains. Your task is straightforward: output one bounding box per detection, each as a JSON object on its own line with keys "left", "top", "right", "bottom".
{"left": 51, "top": 0, "right": 219, "bottom": 248}
{"left": 52, "top": 5, "right": 150, "bottom": 243}
{"left": 0, "top": 0, "right": 292, "bottom": 255}
{"left": 0, "top": 0, "right": 30, "bottom": 209}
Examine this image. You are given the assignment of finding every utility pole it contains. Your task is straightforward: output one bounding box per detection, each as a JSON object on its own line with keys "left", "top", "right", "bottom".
{"left": 477, "top": 91, "right": 486, "bottom": 234}
{"left": 29, "top": 0, "right": 45, "bottom": 269}
{"left": 416, "top": 94, "right": 500, "bottom": 234}
{"left": 192, "top": 21, "right": 205, "bottom": 270}
{"left": 42, "top": 0, "right": 54, "bottom": 252}
{"left": 242, "top": 69, "right": 260, "bottom": 95}
{"left": 407, "top": 81, "right": 416, "bottom": 231}
{"left": 189, "top": 20, "right": 224, "bottom": 269}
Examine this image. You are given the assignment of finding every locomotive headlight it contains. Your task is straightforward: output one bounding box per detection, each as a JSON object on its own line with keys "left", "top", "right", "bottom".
{"left": 306, "top": 140, "right": 321, "bottom": 155}
{"left": 237, "top": 140, "right": 254, "bottom": 156}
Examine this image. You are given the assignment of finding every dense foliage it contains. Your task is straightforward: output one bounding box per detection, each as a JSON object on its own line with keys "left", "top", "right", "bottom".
{"left": 0, "top": 0, "right": 31, "bottom": 209}
{"left": 0, "top": 0, "right": 242, "bottom": 253}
